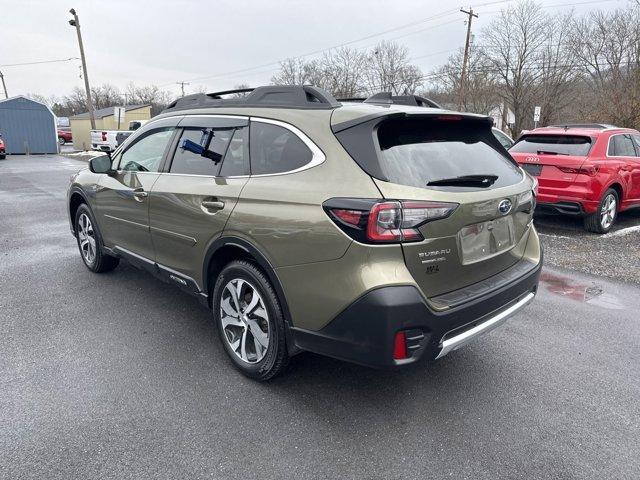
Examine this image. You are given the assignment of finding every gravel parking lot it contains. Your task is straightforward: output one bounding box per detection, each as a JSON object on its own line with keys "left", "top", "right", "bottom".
{"left": 1, "top": 155, "right": 639, "bottom": 480}
{"left": 535, "top": 211, "right": 640, "bottom": 284}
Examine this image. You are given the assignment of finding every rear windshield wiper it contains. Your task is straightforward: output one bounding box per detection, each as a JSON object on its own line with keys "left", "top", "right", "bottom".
{"left": 537, "top": 150, "right": 570, "bottom": 156}
{"left": 427, "top": 174, "right": 499, "bottom": 188}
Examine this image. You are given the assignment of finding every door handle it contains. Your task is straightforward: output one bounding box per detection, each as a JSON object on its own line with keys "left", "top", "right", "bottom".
{"left": 132, "top": 189, "right": 148, "bottom": 201}
{"left": 201, "top": 199, "right": 225, "bottom": 211}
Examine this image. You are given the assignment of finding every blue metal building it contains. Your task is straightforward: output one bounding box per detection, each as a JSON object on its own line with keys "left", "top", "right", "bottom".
{"left": 0, "top": 96, "right": 58, "bottom": 154}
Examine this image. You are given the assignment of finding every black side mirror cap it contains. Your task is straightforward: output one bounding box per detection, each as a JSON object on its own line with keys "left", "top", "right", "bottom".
{"left": 89, "top": 155, "right": 114, "bottom": 174}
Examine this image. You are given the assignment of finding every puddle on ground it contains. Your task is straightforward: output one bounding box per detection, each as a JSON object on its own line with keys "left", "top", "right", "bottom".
{"left": 539, "top": 270, "right": 625, "bottom": 310}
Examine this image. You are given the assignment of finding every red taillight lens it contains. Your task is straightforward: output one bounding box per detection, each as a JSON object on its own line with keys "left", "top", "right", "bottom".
{"left": 326, "top": 199, "right": 458, "bottom": 244}
{"left": 367, "top": 200, "right": 458, "bottom": 243}
{"left": 367, "top": 201, "right": 404, "bottom": 242}
{"left": 558, "top": 165, "right": 599, "bottom": 176}
{"left": 101, "top": 131, "right": 107, "bottom": 141}
{"left": 393, "top": 331, "right": 408, "bottom": 360}
{"left": 331, "top": 209, "right": 363, "bottom": 227}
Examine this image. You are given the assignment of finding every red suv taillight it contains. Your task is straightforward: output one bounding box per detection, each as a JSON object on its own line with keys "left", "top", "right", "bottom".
{"left": 101, "top": 131, "right": 107, "bottom": 142}
{"left": 324, "top": 198, "right": 458, "bottom": 244}
{"left": 557, "top": 165, "right": 599, "bottom": 176}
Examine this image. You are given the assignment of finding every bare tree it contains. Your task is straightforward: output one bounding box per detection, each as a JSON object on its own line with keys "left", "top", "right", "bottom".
{"left": 364, "top": 41, "right": 423, "bottom": 95}
{"left": 89, "top": 84, "right": 123, "bottom": 110}
{"left": 319, "top": 47, "right": 367, "bottom": 97}
{"left": 481, "top": 1, "right": 549, "bottom": 135}
{"left": 271, "top": 58, "right": 325, "bottom": 87}
{"left": 533, "top": 11, "right": 582, "bottom": 125}
{"left": 432, "top": 47, "right": 500, "bottom": 114}
{"left": 124, "top": 83, "right": 173, "bottom": 115}
{"left": 568, "top": 5, "right": 640, "bottom": 127}
{"left": 271, "top": 41, "right": 423, "bottom": 97}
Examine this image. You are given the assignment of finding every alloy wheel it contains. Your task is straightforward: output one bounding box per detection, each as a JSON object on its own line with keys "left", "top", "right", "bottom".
{"left": 220, "top": 278, "right": 270, "bottom": 364}
{"left": 77, "top": 213, "right": 96, "bottom": 265}
{"left": 600, "top": 194, "right": 616, "bottom": 230}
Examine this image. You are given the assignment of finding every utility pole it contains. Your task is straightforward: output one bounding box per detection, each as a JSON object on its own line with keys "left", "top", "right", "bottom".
{"left": 457, "top": 7, "right": 478, "bottom": 111}
{"left": 69, "top": 8, "right": 96, "bottom": 129}
{"left": 176, "top": 81, "right": 190, "bottom": 97}
{"left": 0, "top": 71, "right": 8, "bottom": 99}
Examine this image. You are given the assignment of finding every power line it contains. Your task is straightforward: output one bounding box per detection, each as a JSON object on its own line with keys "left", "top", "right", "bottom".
{"left": 159, "top": 7, "right": 468, "bottom": 87}
{"left": 165, "top": 0, "right": 622, "bottom": 91}
{"left": 0, "top": 57, "right": 79, "bottom": 68}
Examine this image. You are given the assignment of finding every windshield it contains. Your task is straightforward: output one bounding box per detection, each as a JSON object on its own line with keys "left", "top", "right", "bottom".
{"left": 510, "top": 134, "right": 592, "bottom": 156}
{"left": 376, "top": 117, "right": 523, "bottom": 189}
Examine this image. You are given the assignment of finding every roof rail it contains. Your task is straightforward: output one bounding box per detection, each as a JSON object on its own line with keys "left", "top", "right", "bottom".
{"left": 335, "top": 97, "right": 367, "bottom": 103}
{"left": 164, "top": 85, "right": 341, "bottom": 112}
{"left": 362, "top": 92, "right": 441, "bottom": 108}
{"left": 548, "top": 123, "right": 618, "bottom": 130}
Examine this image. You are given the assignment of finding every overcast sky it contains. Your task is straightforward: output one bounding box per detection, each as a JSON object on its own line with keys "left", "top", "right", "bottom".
{"left": 0, "top": 0, "right": 627, "bottom": 100}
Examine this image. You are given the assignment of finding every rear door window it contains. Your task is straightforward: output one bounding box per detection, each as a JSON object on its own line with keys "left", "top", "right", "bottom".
{"left": 170, "top": 128, "right": 234, "bottom": 176}
{"left": 376, "top": 117, "right": 522, "bottom": 189}
{"left": 510, "top": 135, "right": 592, "bottom": 156}
{"left": 250, "top": 122, "right": 313, "bottom": 175}
{"left": 609, "top": 134, "right": 637, "bottom": 157}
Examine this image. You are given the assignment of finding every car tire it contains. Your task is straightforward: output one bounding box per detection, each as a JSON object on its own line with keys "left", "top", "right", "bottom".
{"left": 584, "top": 188, "right": 618, "bottom": 234}
{"left": 58, "top": 137, "right": 66, "bottom": 145}
{"left": 74, "top": 204, "right": 119, "bottom": 273}
{"left": 212, "top": 260, "right": 289, "bottom": 381}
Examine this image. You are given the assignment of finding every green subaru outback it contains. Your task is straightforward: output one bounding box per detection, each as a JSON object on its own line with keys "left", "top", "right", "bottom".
{"left": 67, "top": 86, "right": 541, "bottom": 380}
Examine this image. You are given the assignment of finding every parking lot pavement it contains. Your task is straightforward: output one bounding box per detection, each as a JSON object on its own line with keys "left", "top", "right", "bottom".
{"left": 1, "top": 155, "right": 639, "bottom": 480}
{"left": 535, "top": 211, "right": 640, "bottom": 284}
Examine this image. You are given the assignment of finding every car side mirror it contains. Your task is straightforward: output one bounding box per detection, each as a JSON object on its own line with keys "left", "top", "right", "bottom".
{"left": 89, "top": 155, "right": 114, "bottom": 175}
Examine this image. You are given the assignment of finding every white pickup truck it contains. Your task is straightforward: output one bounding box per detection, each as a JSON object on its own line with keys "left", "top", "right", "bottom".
{"left": 90, "top": 120, "right": 148, "bottom": 152}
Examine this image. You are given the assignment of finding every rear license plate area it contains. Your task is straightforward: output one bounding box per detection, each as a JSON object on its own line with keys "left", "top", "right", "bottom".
{"left": 458, "top": 216, "right": 516, "bottom": 264}
{"left": 522, "top": 163, "right": 542, "bottom": 176}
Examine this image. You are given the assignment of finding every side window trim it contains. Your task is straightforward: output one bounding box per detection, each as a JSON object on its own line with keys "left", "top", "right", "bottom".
{"left": 248, "top": 117, "right": 326, "bottom": 177}
{"left": 160, "top": 127, "right": 184, "bottom": 173}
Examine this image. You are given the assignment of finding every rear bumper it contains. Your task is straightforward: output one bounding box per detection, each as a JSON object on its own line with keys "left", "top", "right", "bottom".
{"left": 536, "top": 200, "right": 586, "bottom": 216}
{"left": 91, "top": 144, "right": 113, "bottom": 152}
{"left": 291, "top": 256, "right": 542, "bottom": 368}
{"left": 536, "top": 185, "right": 600, "bottom": 214}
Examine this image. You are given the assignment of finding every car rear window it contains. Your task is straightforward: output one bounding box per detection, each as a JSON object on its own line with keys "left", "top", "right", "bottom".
{"left": 375, "top": 117, "right": 523, "bottom": 189}
{"left": 510, "top": 135, "right": 592, "bottom": 156}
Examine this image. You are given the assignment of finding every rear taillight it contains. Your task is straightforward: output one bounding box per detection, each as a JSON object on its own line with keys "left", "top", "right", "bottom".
{"left": 558, "top": 165, "right": 599, "bottom": 176}
{"left": 101, "top": 131, "right": 107, "bottom": 141}
{"left": 324, "top": 198, "right": 458, "bottom": 244}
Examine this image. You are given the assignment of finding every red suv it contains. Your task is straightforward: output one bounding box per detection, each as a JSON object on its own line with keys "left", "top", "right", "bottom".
{"left": 57, "top": 129, "right": 73, "bottom": 145}
{"left": 509, "top": 124, "right": 640, "bottom": 233}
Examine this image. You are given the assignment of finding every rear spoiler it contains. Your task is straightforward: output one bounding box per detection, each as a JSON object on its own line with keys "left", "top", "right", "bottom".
{"left": 331, "top": 111, "right": 493, "bottom": 134}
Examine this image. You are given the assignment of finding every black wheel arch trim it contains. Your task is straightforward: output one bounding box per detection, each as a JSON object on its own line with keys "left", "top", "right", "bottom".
{"left": 68, "top": 186, "right": 95, "bottom": 236}
{"left": 202, "top": 236, "right": 298, "bottom": 353}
